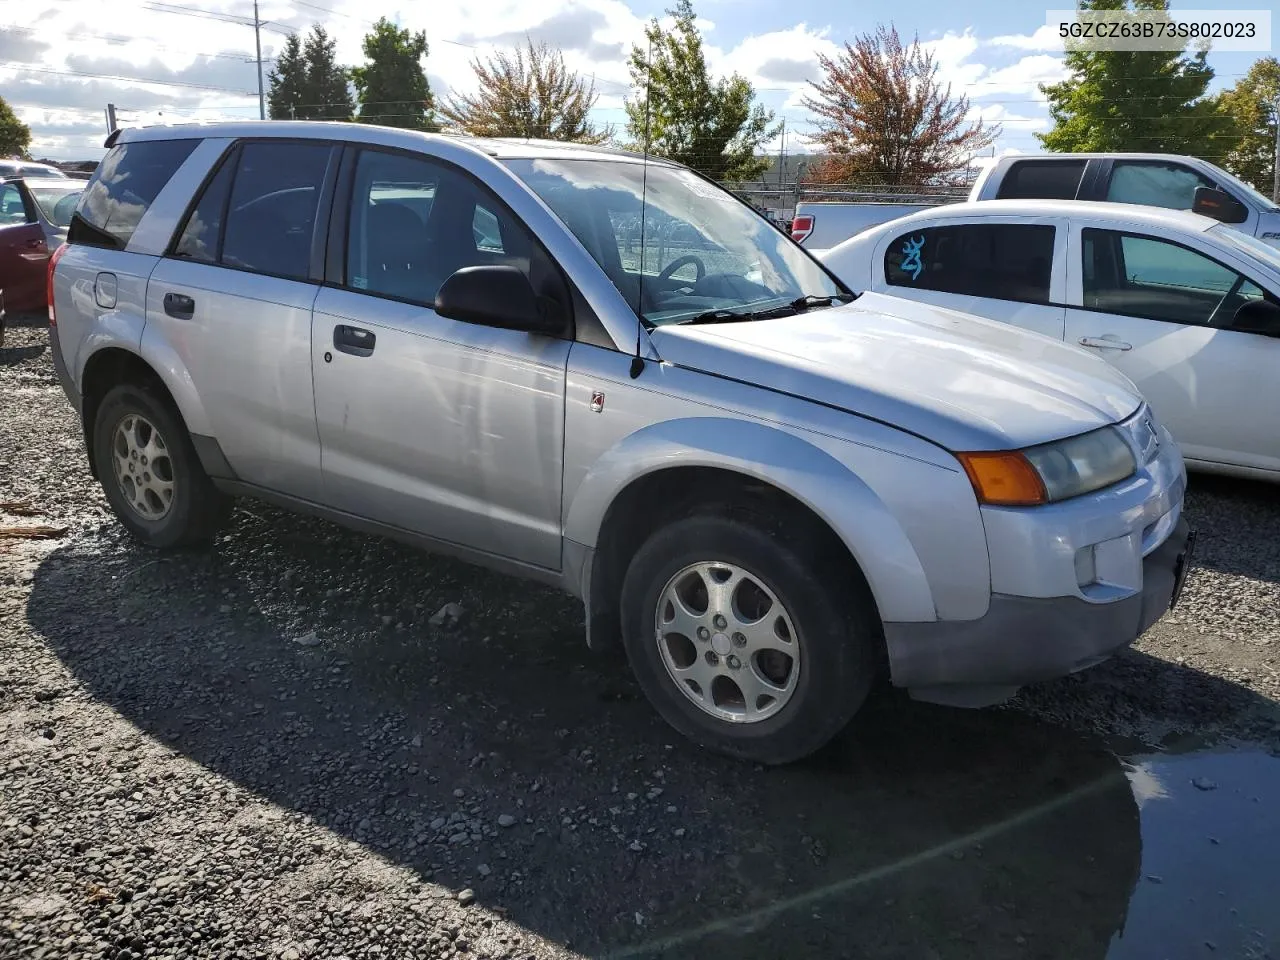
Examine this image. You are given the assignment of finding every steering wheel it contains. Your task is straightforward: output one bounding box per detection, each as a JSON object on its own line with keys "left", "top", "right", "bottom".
{"left": 658, "top": 255, "right": 706, "bottom": 286}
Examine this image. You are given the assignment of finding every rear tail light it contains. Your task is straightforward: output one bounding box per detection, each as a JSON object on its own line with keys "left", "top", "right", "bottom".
{"left": 790, "top": 215, "right": 814, "bottom": 244}
{"left": 47, "top": 242, "right": 68, "bottom": 325}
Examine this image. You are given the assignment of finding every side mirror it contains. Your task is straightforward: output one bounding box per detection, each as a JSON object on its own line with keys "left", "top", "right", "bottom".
{"left": 434, "top": 265, "right": 563, "bottom": 335}
{"left": 1192, "top": 186, "right": 1249, "bottom": 225}
{"left": 1232, "top": 299, "right": 1280, "bottom": 338}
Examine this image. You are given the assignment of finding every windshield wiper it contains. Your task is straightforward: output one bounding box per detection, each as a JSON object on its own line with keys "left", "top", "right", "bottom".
{"left": 682, "top": 309, "right": 756, "bottom": 325}
{"left": 790, "top": 293, "right": 856, "bottom": 311}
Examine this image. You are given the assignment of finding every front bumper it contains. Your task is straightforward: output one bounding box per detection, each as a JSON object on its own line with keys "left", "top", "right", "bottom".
{"left": 885, "top": 516, "right": 1192, "bottom": 706}
{"left": 884, "top": 406, "right": 1193, "bottom": 708}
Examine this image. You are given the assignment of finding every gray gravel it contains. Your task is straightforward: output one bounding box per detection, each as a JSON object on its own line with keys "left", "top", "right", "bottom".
{"left": 2, "top": 319, "right": 1278, "bottom": 959}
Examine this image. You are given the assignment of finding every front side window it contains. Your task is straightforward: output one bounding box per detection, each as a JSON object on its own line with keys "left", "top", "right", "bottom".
{"left": 220, "top": 141, "right": 331, "bottom": 280}
{"left": 884, "top": 223, "right": 1055, "bottom": 303}
{"left": 1105, "top": 162, "right": 1217, "bottom": 212}
{"left": 0, "top": 183, "right": 29, "bottom": 226}
{"left": 345, "top": 150, "right": 562, "bottom": 314}
{"left": 503, "top": 158, "right": 845, "bottom": 326}
{"left": 1082, "top": 228, "right": 1266, "bottom": 327}
{"left": 71, "top": 139, "right": 198, "bottom": 249}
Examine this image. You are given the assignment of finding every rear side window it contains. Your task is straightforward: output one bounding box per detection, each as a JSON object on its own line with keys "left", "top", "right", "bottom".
{"left": 220, "top": 141, "right": 331, "bottom": 280}
{"left": 70, "top": 139, "right": 198, "bottom": 249}
{"left": 885, "top": 223, "right": 1056, "bottom": 303}
{"left": 173, "top": 155, "right": 235, "bottom": 264}
{"left": 995, "top": 160, "right": 1087, "bottom": 200}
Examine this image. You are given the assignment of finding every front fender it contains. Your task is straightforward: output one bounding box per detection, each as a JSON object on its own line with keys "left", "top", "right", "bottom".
{"left": 562, "top": 417, "right": 938, "bottom": 623}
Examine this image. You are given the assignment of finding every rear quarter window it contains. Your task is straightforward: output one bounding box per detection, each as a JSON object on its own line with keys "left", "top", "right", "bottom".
{"left": 995, "top": 160, "right": 1087, "bottom": 200}
{"left": 70, "top": 139, "right": 199, "bottom": 250}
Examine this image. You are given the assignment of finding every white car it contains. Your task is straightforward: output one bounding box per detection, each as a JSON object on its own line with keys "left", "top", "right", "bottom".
{"left": 821, "top": 200, "right": 1280, "bottom": 481}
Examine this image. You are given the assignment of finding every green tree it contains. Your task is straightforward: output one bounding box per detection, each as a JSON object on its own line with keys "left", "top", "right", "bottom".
{"left": 0, "top": 95, "right": 32, "bottom": 158}
{"left": 1038, "top": 0, "right": 1227, "bottom": 155}
{"left": 352, "top": 18, "right": 437, "bottom": 130}
{"left": 1216, "top": 57, "right": 1280, "bottom": 194}
{"left": 441, "top": 39, "right": 611, "bottom": 143}
{"left": 625, "top": 0, "right": 777, "bottom": 181}
{"left": 267, "top": 26, "right": 353, "bottom": 121}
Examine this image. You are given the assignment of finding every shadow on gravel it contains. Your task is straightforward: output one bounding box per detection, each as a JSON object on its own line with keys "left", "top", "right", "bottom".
{"left": 0, "top": 343, "right": 46, "bottom": 366}
{"left": 1183, "top": 472, "right": 1279, "bottom": 585}
{"left": 25, "top": 504, "right": 1274, "bottom": 959}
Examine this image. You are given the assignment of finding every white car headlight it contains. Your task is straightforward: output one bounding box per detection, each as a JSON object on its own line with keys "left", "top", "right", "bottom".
{"left": 1023, "top": 427, "right": 1137, "bottom": 501}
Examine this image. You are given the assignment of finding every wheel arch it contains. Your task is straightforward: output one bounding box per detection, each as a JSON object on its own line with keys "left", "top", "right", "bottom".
{"left": 563, "top": 417, "right": 937, "bottom": 650}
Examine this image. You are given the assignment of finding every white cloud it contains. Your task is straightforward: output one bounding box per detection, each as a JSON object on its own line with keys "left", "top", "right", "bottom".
{"left": 988, "top": 24, "right": 1062, "bottom": 52}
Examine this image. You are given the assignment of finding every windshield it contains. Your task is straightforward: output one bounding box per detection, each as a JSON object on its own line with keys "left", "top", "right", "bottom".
{"left": 503, "top": 157, "right": 848, "bottom": 326}
{"left": 29, "top": 184, "right": 84, "bottom": 227}
{"left": 1209, "top": 223, "right": 1280, "bottom": 268}
{"left": 1203, "top": 160, "right": 1280, "bottom": 213}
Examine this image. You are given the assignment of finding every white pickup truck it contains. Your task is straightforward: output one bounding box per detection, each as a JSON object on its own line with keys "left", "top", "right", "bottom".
{"left": 790, "top": 197, "right": 966, "bottom": 254}
{"left": 970, "top": 153, "right": 1280, "bottom": 248}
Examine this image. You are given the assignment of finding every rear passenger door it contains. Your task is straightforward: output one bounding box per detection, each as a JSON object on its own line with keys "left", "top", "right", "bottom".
{"left": 311, "top": 147, "right": 572, "bottom": 570}
{"left": 876, "top": 219, "right": 1068, "bottom": 340}
{"left": 148, "top": 139, "right": 339, "bottom": 501}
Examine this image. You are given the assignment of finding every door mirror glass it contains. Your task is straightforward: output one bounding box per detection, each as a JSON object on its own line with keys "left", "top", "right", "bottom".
{"left": 1192, "top": 187, "right": 1249, "bottom": 225}
{"left": 435, "top": 265, "right": 563, "bottom": 335}
{"left": 1232, "top": 299, "right": 1280, "bottom": 337}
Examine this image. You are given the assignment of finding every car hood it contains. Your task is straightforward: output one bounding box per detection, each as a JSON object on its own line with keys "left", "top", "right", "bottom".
{"left": 649, "top": 291, "right": 1142, "bottom": 451}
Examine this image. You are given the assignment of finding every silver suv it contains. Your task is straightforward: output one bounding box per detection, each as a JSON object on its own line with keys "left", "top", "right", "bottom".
{"left": 49, "top": 122, "right": 1194, "bottom": 763}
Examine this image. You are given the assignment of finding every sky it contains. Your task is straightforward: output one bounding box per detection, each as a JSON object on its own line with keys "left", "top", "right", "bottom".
{"left": 0, "top": 0, "right": 1270, "bottom": 161}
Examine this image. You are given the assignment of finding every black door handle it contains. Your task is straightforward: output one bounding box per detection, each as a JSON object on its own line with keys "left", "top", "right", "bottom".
{"left": 333, "top": 324, "right": 376, "bottom": 357}
{"left": 163, "top": 292, "right": 195, "bottom": 319}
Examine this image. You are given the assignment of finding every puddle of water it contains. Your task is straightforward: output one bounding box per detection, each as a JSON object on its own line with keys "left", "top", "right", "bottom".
{"left": 1110, "top": 746, "right": 1280, "bottom": 959}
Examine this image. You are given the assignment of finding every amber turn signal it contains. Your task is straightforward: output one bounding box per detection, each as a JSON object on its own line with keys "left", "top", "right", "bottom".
{"left": 956, "top": 451, "right": 1048, "bottom": 506}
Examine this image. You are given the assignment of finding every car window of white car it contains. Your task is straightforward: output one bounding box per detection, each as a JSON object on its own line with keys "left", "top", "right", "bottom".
{"left": 1070, "top": 227, "right": 1280, "bottom": 472}
{"left": 1105, "top": 161, "right": 1217, "bottom": 212}
{"left": 880, "top": 222, "right": 1066, "bottom": 339}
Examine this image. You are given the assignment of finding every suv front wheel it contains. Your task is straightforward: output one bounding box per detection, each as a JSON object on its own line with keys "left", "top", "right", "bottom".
{"left": 620, "top": 513, "right": 877, "bottom": 764}
{"left": 92, "top": 384, "right": 230, "bottom": 548}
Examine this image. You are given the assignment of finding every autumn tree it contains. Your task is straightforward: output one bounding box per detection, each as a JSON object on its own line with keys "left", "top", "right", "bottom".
{"left": 352, "top": 18, "right": 437, "bottom": 130}
{"left": 625, "top": 0, "right": 777, "bottom": 182}
{"left": 1039, "top": 0, "right": 1226, "bottom": 154}
{"left": 441, "top": 40, "right": 611, "bottom": 143}
{"left": 0, "top": 94, "right": 32, "bottom": 158}
{"left": 802, "top": 25, "right": 997, "bottom": 186}
{"left": 1216, "top": 57, "right": 1280, "bottom": 195}
{"left": 267, "top": 26, "right": 354, "bottom": 120}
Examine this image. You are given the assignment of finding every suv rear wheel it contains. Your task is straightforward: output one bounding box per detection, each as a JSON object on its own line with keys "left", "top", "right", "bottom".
{"left": 92, "top": 384, "right": 230, "bottom": 548}
{"left": 620, "top": 513, "right": 877, "bottom": 764}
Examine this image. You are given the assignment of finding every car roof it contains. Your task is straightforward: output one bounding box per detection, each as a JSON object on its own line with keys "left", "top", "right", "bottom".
{"left": 112, "top": 121, "right": 675, "bottom": 167}
{"left": 867, "top": 199, "right": 1221, "bottom": 235}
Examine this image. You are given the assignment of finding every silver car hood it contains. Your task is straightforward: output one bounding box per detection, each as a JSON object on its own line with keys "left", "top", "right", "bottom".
{"left": 649, "top": 291, "right": 1142, "bottom": 451}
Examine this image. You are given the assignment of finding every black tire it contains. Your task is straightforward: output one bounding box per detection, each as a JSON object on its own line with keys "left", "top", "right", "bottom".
{"left": 620, "top": 512, "right": 878, "bottom": 765}
{"left": 92, "top": 383, "right": 230, "bottom": 549}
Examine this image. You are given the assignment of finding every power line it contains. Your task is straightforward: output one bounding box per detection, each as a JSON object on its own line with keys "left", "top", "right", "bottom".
{"left": 141, "top": 2, "right": 295, "bottom": 36}
{"left": 0, "top": 62, "right": 257, "bottom": 95}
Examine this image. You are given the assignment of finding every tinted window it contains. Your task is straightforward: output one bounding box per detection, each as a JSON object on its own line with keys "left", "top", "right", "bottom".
{"left": 996, "top": 160, "right": 1087, "bottom": 200}
{"left": 71, "top": 139, "right": 197, "bottom": 249}
{"left": 221, "top": 141, "right": 330, "bottom": 280}
{"left": 346, "top": 150, "right": 557, "bottom": 310}
{"left": 172, "top": 153, "right": 236, "bottom": 264}
{"left": 1105, "top": 162, "right": 1216, "bottom": 211}
{"left": 1082, "top": 228, "right": 1266, "bottom": 327}
{"left": 0, "top": 183, "right": 29, "bottom": 226}
{"left": 885, "top": 224, "right": 1055, "bottom": 303}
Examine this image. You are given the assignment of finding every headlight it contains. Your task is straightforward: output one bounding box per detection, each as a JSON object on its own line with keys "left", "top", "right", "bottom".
{"left": 958, "top": 427, "right": 1136, "bottom": 506}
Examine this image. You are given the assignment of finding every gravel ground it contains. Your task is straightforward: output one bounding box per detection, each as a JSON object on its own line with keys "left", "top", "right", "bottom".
{"left": 2, "top": 317, "right": 1278, "bottom": 959}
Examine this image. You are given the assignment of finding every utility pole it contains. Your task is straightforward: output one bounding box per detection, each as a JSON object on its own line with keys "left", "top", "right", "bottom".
{"left": 254, "top": 0, "right": 266, "bottom": 120}
{"left": 104, "top": 103, "right": 117, "bottom": 135}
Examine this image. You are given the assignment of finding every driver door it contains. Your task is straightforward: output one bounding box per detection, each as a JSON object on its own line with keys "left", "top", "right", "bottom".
{"left": 1064, "top": 226, "right": 1280, "bottom": 473}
